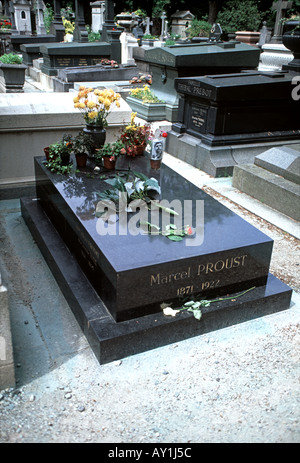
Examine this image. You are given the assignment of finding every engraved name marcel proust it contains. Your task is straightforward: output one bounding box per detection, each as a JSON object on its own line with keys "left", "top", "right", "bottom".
{"left": 150, "top": 254, "right": 248, "bottom": 297}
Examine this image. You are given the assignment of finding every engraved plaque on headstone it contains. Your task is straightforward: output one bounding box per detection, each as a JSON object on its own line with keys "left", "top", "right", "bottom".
{"left": 189, "top": 104, "right": 208, "bottom": 134}
{"left": 55, "top": 57, "right": 73, "bottom": 67}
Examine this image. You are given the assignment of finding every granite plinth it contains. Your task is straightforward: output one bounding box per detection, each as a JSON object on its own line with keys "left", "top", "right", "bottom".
{"left": 20, "top": 196, "right": 292, "bottom": 365}
{"left": 173, "top": 71, "right": 300, "bottom": 146}
{"left": 33, "top": 156, "right": 275, "bottom": 322}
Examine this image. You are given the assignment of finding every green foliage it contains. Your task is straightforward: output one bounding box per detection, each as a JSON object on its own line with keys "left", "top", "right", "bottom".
{"left": 85, "top": 25, "right": 101, "bottom": 42}
{"left": 43, "top": 3, "right": 54, "bottom": 34}
{"left": 45, "top": 134, "right": 73, "bottom": 174}
{"left": 0, "top": 53, "right": 23, "bottom": 64}
{"left": 46, "top": 155, "right": 72, "bottom": 174}
{"left": 72, "top": 131, "right": 94, "bottom": 155}
{"left": 217, "top": 0, "right": 263, "bottom": 32}
{"left": 152, "top": 0, "right": 171, "bottom": 18}
{"left": 94, "top": 140, "right": 126, "bottom": 162}
{"left": 186, "top": 19, "right": 212, "bottom": 38}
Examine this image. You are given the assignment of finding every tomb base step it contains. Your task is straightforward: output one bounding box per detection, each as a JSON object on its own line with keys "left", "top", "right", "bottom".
{"left": 20, "top": 197, "right": 292, "bottom": 365}
{"left": 232, "top": 164, "right": 300, "bottom": 221}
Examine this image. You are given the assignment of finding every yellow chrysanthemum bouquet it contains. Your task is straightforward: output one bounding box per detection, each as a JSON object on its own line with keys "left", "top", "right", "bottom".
{"left": 73, "top": 86, "right": 121, "bottom": 127}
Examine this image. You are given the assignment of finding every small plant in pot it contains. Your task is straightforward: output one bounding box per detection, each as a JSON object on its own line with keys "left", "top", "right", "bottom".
{"left": 45, "top": 134, "right": 73, "bottom": 174}
{"left": 95, "top": 140, "right": 126, "bottom": 170}
{"left": 72, "top": 130, "right": 94, "bottom": 167}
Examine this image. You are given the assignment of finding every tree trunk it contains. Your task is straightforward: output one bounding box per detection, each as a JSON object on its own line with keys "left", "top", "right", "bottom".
{"left": 208, "top": 0, "right": 218, "bottom": 24}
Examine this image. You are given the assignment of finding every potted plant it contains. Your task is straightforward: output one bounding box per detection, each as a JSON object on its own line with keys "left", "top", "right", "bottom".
{"left": 216, "top": 0, "right": 263, "bottom": 45}
{"left": 120, "top": 112, "right": 153, "bottom": 157}
{"left": 73, "top": 86, "right": 121, "bottom": 153}
{"left": 45, "top": 134, "right": 73, "bottom": 173}
{"left": 72, "top": 131, "right": 94, "bottom": 167}
{"left": 0, "top": 53, "right": 27, "bottom": 93}
{"left": 126, "top": 85, "right": 166, "bottom": 121}
{"left": 95, "top": 140, "right": 126, "bottom": 170}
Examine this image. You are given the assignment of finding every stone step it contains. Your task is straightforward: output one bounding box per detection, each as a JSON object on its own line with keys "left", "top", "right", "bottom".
{"left": 232, "top": 164, "right": 300, "bottom": 221}
{"left": 254, "top": 146, "right": 300, "bottom": 185}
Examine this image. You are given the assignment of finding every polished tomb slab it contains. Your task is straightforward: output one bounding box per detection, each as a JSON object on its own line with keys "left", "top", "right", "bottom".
{"left": 20, "top": 156, "right": 292, "bottom": 363}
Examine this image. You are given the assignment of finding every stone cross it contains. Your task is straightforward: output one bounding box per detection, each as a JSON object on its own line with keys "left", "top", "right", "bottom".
{"left": 271, "top": 0, "right": 293, "bottom": 43}
{"left": 160, "top": 11, "right": 167, "bottom": 41}
{"left": 143, "top": 16, "right": 153, "bottom": 36}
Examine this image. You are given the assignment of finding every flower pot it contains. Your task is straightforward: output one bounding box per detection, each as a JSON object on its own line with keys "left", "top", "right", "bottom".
{"left": 103, "top": 157, "right": 116, "bottom": 170}
{"left": 0, "top": 62, "right": 27, "bottom": 93}
{"left": 133, "top": 144, "right": 145, "bottom": 156}
{"left": 282, "top": 28, "right": 300, "bottom": 72}
{"left": 83, "top": 124, "right": 106, "bottom": 154}
{"left": 44, "top": 147, "right": 50, "bottom": 161}
{"left": 126, "top": 96, "right": 167, "bottom": 122}
{"left": 75, "top": 153, "right": 88, "bottom": 168}
{"left": 150, "top": 159, "right": 161, "bottom": 170}
{"left": 60, "top": 154, "right": 71, "bottom": 166}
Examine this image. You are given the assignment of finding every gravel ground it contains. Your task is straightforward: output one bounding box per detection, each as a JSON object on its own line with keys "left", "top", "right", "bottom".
{"left": 0, "top": 183, "right": 299, "bottom": 444}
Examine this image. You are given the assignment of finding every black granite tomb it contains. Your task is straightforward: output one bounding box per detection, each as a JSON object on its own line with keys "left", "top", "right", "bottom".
{"left": 142, "top": 42, "right": 260, "bottom": 108}
{"left": 172, "top": 71, "right": 300, "bottom": 146}
{"left": 20, "top": 156, "right": 292, "bottom": 363}
{"left": 39, "top": 42, "right": 116, "bottom": 76}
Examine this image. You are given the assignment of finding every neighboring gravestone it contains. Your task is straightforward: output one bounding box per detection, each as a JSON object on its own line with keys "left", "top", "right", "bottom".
{"left": 20, "top": 155, "right": 292, "bottom": 363}
{"left": 53, "top": 63, "right": 137, "bottom": 92}
{"left": 38, "top": 0, "right": 122, "bottom": 75}
{"left": 73, "top": 0, "right": 88, "bottom": 42}
{"left": 232, "top": 146, "right": 300, "bottom": 221}
{"left": 208, "top": 23, "right": 222, "bottom": 42}
{"left": 135, "top": 41, "right": 260, "bottom": 122}
{"left": 166, "top": 71, "right": 300, "bottom": 176}
{"left": 255, "top": 146, "right": 300, "bottom": 184}
{"left": 91, "top": 1, "right": 105, "bottom": 33}
{"left": 170, "top": 10, "right": 194, "bottom": 38}
{"left": 13, "top": 0, "right": 32, "bottom": 35}
{"left": 49, "top": 0, "right": 65, "bottom": 42}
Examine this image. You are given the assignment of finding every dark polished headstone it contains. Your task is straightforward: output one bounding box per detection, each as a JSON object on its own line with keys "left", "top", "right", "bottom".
{"left": 172, "top": 71, "right": 300, "bottom": 147}
{"left": 33, "top": 156, "right": 276, "bottom": 322}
